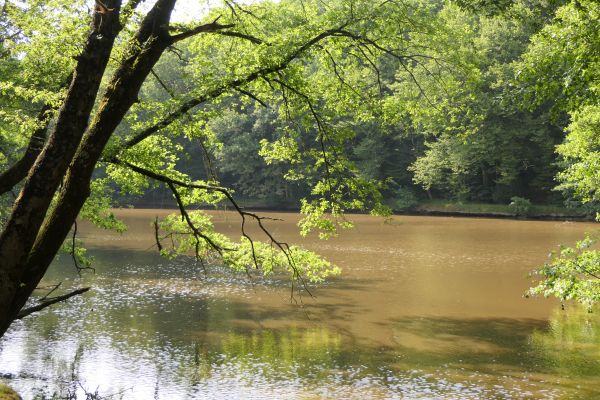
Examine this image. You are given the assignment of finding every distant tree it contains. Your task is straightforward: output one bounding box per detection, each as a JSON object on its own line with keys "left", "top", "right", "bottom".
{"left": 396, "top": 1, "right": 564, "bottom": 203}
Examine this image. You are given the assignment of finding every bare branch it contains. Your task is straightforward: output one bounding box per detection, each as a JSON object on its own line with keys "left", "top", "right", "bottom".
{"left": 16, "top": 287, "right": 91, "bottom": 320}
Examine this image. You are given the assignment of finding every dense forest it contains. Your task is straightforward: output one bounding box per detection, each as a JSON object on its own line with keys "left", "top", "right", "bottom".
{"left": 74, "top": 0, "right": 593, "bottom": 215}
{"left": 0, "top": 0, "right": 597, "bottom": 216}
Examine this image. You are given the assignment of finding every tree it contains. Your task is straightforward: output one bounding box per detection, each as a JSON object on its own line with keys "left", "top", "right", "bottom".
{"left": 393, "top": 0, "right": 565, "bottom": 203}
{"left": 0, "top": 0, "right": 441, "bottom": 337}
{"left": 519, "top": 0, "right": 600, "bottom": 308}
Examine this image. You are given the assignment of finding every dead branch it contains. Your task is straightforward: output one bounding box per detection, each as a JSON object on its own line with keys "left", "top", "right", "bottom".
{"left": 16, "top": 287, "right": 91, "bottom": 320}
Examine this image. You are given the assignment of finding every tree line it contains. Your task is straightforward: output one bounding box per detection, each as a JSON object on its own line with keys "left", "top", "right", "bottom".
{"left": 116, "top": 0, "right": 583, "bottom": 212}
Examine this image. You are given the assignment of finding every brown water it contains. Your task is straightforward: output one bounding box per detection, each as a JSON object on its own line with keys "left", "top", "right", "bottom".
{"left": 1, "top": 209, "right": 600, "bottom": 399}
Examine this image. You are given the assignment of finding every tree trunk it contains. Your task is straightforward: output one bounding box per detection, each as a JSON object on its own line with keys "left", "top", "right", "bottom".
{"left": 0, "top": 0, "right": 178, "bottom": 337}
{"left": 0, "top": 0, "right": 123, "bottom": 336}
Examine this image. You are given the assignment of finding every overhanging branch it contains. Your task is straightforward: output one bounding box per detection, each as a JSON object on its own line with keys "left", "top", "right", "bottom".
{"left": 16, "top": 287, "right": 91, "bottom": 320}
{"left": 121, "top": 24, "right": 353, "bottom": 151}
{"left": 108, "top": 158, "right": 309, "bottom": 292}
{"left": 169, "top": 18, "right": 235, "bottom": 43}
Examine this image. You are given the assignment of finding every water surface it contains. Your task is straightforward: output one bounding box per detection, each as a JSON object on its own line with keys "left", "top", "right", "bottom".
{"left": 1, "top": 210, "right": 599, "bottom": 399}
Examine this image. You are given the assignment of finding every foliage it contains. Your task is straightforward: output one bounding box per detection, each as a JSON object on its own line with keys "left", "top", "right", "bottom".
{"left": 515, "top": 0, "right": 599, "bottom": 115}
{"left": 517, "top": 0, "right": 600, "bottom": 308}
{"left": 2, "top": 0, "right": 445, "bottom": 300}
{"left": 392, "top": 187, "right": 419, "bottom": 211}
{"left": 528, "top": 235, "right": 600, "bottom": 311}
{"left": 158, "top": 211, "right": 341, "bottom": 283}
{"left": 508, "top": 196, "right": 532, "bottom": 216}
{"left": 555, "top": 106, "right": 600, "bottom": 211}
{"left": 400, "top": 1, "right": 563, "bottom": 203}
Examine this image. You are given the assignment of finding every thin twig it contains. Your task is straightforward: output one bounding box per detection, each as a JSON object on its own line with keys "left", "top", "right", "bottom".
{"left": 38, "top": 282, "right": 62, "bottom": 302}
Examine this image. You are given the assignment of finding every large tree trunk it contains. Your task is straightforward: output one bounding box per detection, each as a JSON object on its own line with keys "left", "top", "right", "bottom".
{"left": 0, "top": 0, "right": 180, "bottom": 337}
{"left": 0, "top": 0, "right": 292, "bottom": 338}
{"left": 0, "top": 0, "right": 123, "bottom": 336}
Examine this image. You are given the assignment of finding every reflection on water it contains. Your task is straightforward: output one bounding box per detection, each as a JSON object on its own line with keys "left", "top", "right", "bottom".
{"left": 1, "top": 210, "right": 600, "bottom": 398}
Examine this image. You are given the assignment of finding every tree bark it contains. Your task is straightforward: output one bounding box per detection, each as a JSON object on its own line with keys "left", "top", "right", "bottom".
{"left": 0, "top": 0, "right": 123, "bottom": 336}
{"left": 0, "top": 0, "right": 179, "bottom": 337}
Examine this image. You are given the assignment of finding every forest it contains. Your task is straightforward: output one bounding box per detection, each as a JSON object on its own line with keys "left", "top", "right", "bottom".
{"left": 0, "top": 0, "right": 599, "bottom": 398}
{"left": 97, "top": 0, "right": 596, "bottom": 216}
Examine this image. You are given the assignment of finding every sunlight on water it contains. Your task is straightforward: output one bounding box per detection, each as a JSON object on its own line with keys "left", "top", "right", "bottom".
{"left": 1, "top": 211, "right": 600, "bottom": 399}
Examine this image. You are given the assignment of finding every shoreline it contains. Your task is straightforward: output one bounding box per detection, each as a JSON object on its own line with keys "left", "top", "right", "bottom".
{"left": 116, "top": 204, "right": 596, "bottom": 222}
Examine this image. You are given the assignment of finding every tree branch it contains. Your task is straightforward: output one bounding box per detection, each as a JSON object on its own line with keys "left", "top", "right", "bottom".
{"left": 166, "top": 180, "right": 228, "bottom": 255}
{"left": 121, "top": 24, "right": 353, "bottom": 150}
{"left": 0, "top": 104, "right": 53, "bottom": 195}
{"left": 150, "top": 68, "right": 176, "bottom": 97}
{"left": 16, "top": 287, "right": 91, "bottom": 320}
{"left": 235, "top": 87, "right": 268, "bottom": 107}
{"left": 109, "top": 158, "right": 308, "bottom": 292}
{"left": 212, "top": 30, "right": 264, "bottom": 44}
{"left": 169, "top": 18, "right": 236, "bottom": 43}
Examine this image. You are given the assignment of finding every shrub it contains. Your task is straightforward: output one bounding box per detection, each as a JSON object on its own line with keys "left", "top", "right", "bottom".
{"left": 509, "top": 196, "right": 532, "bottom": 216}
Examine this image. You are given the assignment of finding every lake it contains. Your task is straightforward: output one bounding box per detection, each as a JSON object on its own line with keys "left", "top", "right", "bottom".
{"left": 1, "top": 209, "right": 599, "bottom": 399}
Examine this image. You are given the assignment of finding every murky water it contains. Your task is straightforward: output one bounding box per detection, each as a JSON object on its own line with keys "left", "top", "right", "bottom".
{"left": 1, "top": 210, "right": 600, "bottom": 399}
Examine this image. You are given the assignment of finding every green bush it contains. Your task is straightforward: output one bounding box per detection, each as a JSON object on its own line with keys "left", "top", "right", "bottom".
{"left": 509, "top": 196, "right": 532, "bottom": 216}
